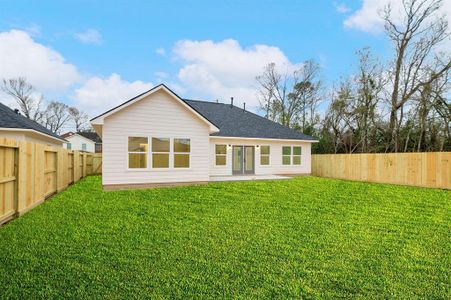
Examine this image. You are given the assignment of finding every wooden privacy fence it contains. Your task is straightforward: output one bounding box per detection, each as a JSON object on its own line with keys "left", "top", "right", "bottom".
{"left": 312, "top": 152, "right": 450, "bottom": 189}
{"left": 0, "top": 138, "right": 102, "bottom": 225}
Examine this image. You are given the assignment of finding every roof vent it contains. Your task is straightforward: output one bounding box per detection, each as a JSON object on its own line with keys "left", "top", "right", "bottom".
{"left": 243, "top": 102, "right": 246, "bottom": 111}
{"left": 13, "top": 109, "right": 20, "bottom": 115}
{"left": 216, "top": 99, "right": 219, "bottom": 103}
{"left": 230, "top": 97, "right": 234, "bottom": 107}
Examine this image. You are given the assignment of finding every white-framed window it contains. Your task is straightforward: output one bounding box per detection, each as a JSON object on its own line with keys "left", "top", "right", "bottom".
{"left": 282, "top": 146, "right": 291, "bottom": 165}
{"left": 174, "top": 138, "right": 190, "bottom": 168}
{"left": 152, "top": 138, "right": 170, "bottom": 168}
{"left": 282, "top": 146, "right": 302, "bottom": 165}
{"left": 82, "top": 143, "right": 87, "bottom": 151}
{"left": 67, "top": 143, "right": 72, "bottom": 150}
{"left": 215, "top": 145, "right": 227, "bottom": 166}
{"left": 293, "top": 146, "right": 301, "bottom": 165}
{"left": 260, "top": 145, "right": 270, "bottom": 165}
{"left": 128, "top": 137, "right": 148, "bottom": 169}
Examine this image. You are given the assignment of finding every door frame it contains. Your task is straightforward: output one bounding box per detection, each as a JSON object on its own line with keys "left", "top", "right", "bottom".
{"left": 232, "top": 145, "right": 255, "bottom": 175}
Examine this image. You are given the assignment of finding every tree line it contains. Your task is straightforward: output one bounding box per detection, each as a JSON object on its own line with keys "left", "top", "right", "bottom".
{"left": 256, "top": 0, "right": 450, "bottom": 153}
{"left": 1, "top": 77, "right": 89, "bottom": 134}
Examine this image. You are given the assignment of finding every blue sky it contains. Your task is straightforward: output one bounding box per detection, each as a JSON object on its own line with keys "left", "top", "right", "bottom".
{"left": 0, "top": 0, "right": 407, "bottom": 117}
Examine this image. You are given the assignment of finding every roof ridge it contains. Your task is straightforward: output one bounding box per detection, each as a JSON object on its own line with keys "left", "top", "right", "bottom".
{"left": 184, "top": 98, "right": 225, "bottom": 104}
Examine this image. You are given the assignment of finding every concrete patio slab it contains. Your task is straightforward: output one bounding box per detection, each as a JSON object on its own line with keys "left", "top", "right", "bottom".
{"left": 210, "top": 175, "right": 292, "bottom": 182}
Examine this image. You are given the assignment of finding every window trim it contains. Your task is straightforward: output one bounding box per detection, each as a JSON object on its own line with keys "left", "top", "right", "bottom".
{"left": 282, "top": 146, "right": 291, "bottom": 165}
{"left": 127, "top": 136, "right": 149, "bottom": 169}
{"left": 260, "top": 145, "right": 270, "bottom": 166}
{"left": 292, "top": 146, "right": 302, "bottom": 165}
{"left": 151, "top": 137, "right": 171, "bottom": 169}
{"left": 173, "top": 138, "right": 191, "bottom": 169}
{"left": 215, "top": 144, "right": 227, "bottom": 167}
{"left": 125, "top": 136, "right": 193, "bottom": 171}
{"left": 282, "top": 145, "right": 302, "bottom": 166}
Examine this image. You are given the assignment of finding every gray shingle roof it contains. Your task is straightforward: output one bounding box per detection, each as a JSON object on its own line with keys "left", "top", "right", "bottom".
{"left": 0, "top": 102, "right": 64, "bottom": 141}
{"left": 90, "top": 84, "right": 316, "bottom": 141}
{"left": 184, "top": 99, "right": 316, "bottom": 141}
{"left": 78, "top": 131, "right": 102, "bottom": 143}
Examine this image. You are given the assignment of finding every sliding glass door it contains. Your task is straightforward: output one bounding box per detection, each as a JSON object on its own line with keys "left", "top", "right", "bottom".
{"left": 232, "top": 146, "right": 254, "bottom": 175}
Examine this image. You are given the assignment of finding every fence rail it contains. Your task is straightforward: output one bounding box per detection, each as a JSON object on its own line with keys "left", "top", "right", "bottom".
{"left": 0, "top": 138, "right": 102, "bottom": 225}
{"left": 312, "top": 152, "right": 450, "bottom": 189}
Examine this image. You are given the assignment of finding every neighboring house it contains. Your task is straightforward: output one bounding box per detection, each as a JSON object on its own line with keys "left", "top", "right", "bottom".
{"left": 0, "top": 102, "right": 66, "bottom": 147}
{"left": 78, "top": 131, "right": 102, "bottom": 153}
{"left": 91, "top": 84, "right": 317, "bottom": 188}
{"left": 61, "top": 131, "right": 102, "bottom": 153}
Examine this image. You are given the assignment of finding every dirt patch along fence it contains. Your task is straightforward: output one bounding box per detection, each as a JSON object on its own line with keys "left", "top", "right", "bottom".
{"left": 0, "top": 138, "right": 102, "bottom": 225}
{"left": 312, "top": 152, "right": 450, "bottom": 189}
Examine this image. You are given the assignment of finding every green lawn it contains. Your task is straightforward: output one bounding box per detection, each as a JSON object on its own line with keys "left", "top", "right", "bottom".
{"left": 0, "top": 176, "right": 449, "bottom": 299}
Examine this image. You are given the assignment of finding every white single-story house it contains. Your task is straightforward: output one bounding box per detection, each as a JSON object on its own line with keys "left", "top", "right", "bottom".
{"left": 0, "top": 102, "right": 66, "bottom": 147}
{"left": 90, "top": 84, "right": 317, "bottom": 189}
{"left": 61, "top": 131, "right": 102, "bottom": 153}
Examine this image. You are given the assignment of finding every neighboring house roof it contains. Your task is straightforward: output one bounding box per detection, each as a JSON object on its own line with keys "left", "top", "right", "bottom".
{"left": 184, "top": 100, "right": 316, "bottom": 141}
{"left": 78, "top": 131, "right": 102, "bottom": 143}
{"left": 0, "top": 102, "right": 66, "bottom": 142}
{"left": 62, "top": 131, "right": 102, "bottom": 143}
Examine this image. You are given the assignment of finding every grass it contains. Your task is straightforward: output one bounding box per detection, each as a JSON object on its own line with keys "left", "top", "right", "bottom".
{"left": 0, "top": 176, "right": 449, "bottom": 299}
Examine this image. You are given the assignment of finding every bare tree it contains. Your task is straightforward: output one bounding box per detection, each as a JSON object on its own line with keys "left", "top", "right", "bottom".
{"left": 256, "top": 63, "right": 289, "bottom": 124}
{"left": 354, "top": 48, "right": 384, "bottom": 152}
{"left": 256, "top": 61, "right": 322, "bottom": 129}
{"left": 1, "top": 77, "right": 43, "bottom": 121}
{"left": 68, "top": 107, "right": 89, "bottom": 131}
{"left": 383, "top": 0, "right": 451, "bottom": 151}
{"left": 43, "top": 101, "right": 71, "bottom": 134}
{"left": 322, "top": 81, "right": 356, "bottom": 153}
{"left": 289, "top": 59, "right": 322, "bottom": 133}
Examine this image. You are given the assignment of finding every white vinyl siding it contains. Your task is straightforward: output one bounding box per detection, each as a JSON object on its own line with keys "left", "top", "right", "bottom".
{"left": 64, "top": 134, "right": 96, "bottom": 152}
{"left": 209, "top": 138, "right": 311, "bottom": 176}
{"left": 0, "top": 130, "right": 63, "bottom": 147}
{"left": 102, "top": 89, "right": 210, "bottom": 185}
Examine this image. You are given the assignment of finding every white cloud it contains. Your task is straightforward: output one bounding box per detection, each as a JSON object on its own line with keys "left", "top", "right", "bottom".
{"left": 0, "top": 29, "right": 80, "bottom": 91}
{"left": 344, "top": 0, "right": 391, "bottom": 33}
{"left": 344, "top": 0, "right": 451, "bottom": 33}
{"left": 335, "top": 3, "right": 351, "bottom": 14}
{"left": 172, "top": 39, "right": 301, "bottom": 110}
{"left": 156, "top": 47, "right": 166, "bottom": 56}
{"left": 71, "top": 73, "right": 152, "bottom": 116}
{"left": 74, "top": 29, "right": 103, "bottom": 45}
{"left": 24, "top": 23, "right": 41, "bottom": 36}
{"left": 154, "top": 71, "right": 168, "bottom": 82}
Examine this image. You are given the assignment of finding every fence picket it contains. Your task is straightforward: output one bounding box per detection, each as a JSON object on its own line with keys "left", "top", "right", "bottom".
{"left": 0, "top": 138, "right": 102, "bottom": 225}
{"left": 312, "top": 152, "right": 451, "bottom": 189}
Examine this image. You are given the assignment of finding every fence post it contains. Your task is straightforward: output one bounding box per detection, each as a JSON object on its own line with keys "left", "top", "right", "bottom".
{"left": 16, "top": 141, "right": 27, "bottom": 214}
{"left": 56, "top": 148, "right": 66, "bottom": 192}
{"left": 83, "top": 152, "right": 87, "bottom": 177}
{"left": 13, "top": 143, "right": 19, "bottom": 218}
{"left": 73, "top": 151, "right": 80, "bottom": 182}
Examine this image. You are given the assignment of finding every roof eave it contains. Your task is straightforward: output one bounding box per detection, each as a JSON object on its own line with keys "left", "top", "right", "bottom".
{"left": 0, "top": 127, "right": 67, "bottom": 143}
{"left": 209, "top": 135, "right": 318, "bottom": 142}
